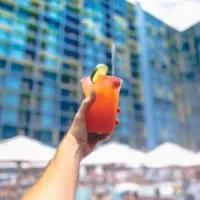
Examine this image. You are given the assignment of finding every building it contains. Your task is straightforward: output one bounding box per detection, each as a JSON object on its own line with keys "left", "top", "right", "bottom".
{"left": 169, "top": 24, "right": 200, "bottom": 150}
{"left": 0, "top": 0, "right": 82, "bottom": 145}
{"left": 136, "top": 7, "right": 178, "bottom": 150}
{"left": 0, "top": 0, "right": 139, "bottom": 146}
{"left": 127, "top": 1, "right": 145, "bottom": 149}
{"left": 132, "top": 0, "right": 200, "bottom": 150}
{"left": 0, "top": 0, "right": 199, "bottom": 150}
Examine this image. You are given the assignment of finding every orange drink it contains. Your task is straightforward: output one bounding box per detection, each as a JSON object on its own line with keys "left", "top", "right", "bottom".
{"left": 81, "top": 75, "right": 122, "bottom": 134}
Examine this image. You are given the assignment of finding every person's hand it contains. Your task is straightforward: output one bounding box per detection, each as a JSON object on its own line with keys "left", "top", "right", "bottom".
{"left": 67, "top": 91, "right": 120, "bottom": 157}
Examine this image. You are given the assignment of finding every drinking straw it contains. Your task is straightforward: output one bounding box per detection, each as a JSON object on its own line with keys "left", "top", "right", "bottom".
{"left": 111, "top": 43, "right": 116, "bottom": 75}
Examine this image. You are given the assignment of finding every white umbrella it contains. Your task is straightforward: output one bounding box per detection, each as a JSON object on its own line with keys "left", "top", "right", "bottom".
{"left": 143, "top": 142, "right": 195, "bottom": 168}
{"left": 0, "top": 136, "right": 55, "bottom": 163}
{"left": 115, "top": 182, "right": 140, "bottom": 193}
{"left": 82, "top": 142, "right": 144, "bottom": 168}
{"left": 180, "top": 152, "right": 200, "bottom": 167}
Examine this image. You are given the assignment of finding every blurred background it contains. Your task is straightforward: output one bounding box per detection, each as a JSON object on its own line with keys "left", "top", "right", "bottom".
{"left": 0, "top": 0, "right": 200, "bottom": 199}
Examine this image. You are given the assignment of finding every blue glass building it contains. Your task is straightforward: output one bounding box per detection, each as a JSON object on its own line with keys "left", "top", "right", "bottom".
{"left": 136, "top": 6, "right": 178, "bottom": 149}
{"left": 0, "top": 0, "right": 138, "bottom": 146}
{"left": 0, "top": 0, "right": 199, "bottom": 150}
{"left": 0, "top": 0, "right": 82, "bottom": 145}
{"left": 169, "top": 24, "right": 200, "bottom": 150}
{"left": 135, "top": 1, "right": 200, "bottom": 150}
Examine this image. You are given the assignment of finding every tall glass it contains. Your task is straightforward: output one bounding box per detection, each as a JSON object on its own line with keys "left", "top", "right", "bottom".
{"left": 81, "top": 75, "right": 122, "bottom": 134}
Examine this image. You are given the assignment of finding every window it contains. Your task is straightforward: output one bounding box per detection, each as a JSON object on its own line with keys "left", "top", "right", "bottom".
{"left": 6, "top": 76, "right": 21, "bottom": 90}
{"left": 11, "top": 63, "right": 24, "bottom": 72}
{"left": 86, "top": 48, "right": 94, "bottom": 56}
{"left": 0, "top": 31, "right": 8, "bottom": 41}
{"left": 64, "top": 49, "right": 79, "bottom": 59}
{"left": 0, "top": 45, "right": 8, "bottom": 56}
{"left": 0, "top": 59, "right": 6, "bottom": 68}
{"left": 41, "top": 115, "right": 53, "bottom": 127}
{"left": 61, "top": 89, "right": 69, "bottom": 97}
{"left": 3, "top": 94, "right": 19, "bottom": 107}
{"left": 38, "top": 131, "right": 52, "bottom": 144}
{"left": 86, "top": 59, "right": 94, "bottom": 69}
{"left": 2, "top": 110, "right": 18, "bottom": 124}
{"left": 46, "top": 34, "right": 57, "bottom": 43}
{"left": 0, "top": 75, "right": 4, "bottom": 86}
{"left": 45, "top": 46, "right": 57, "bottom": 55}
{"left": 61, "top": 102, "right": 77, "bottom": 112}
{"left": 60, "top": 116, "right": 68, "bottom": 126}
{"left": 42, "top": 100, "right": 54, "bottom": 112}
{"left": 43, "top": 85, "right": 55, "bottom": 97}
{"left": 43, "top": 58, "right": 57, "bottom": 69}
{"left": 13, "top": 22, "right": 27, "bottom": 33}
{"left": 43, "top": 72, "right": 57, "bottom": 81}
{"left": 2, "top": 126, "right": 17, "bottom": 138}
{"left": 47, "top": 11, "right": 60, "bottom": 21}
{"left": 10, "top": 46, "right": 24, "bottom": 59}
{"left": 17, "top": 0, "right": 30, "bottom": 6}
{"left": 0, "top": 16, "right": 11, "bottom": 26}
{"left": 11, "top": 35, "right": 26, "bottom": 46}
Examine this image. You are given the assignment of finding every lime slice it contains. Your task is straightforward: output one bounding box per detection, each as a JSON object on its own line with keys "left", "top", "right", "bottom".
{"left": 91, "top": 64, "right": 108, "bottom": 83}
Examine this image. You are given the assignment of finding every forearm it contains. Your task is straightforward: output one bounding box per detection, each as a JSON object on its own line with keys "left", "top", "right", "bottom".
{"left": 21, "top": 135, "right": 83, "bottom": 200}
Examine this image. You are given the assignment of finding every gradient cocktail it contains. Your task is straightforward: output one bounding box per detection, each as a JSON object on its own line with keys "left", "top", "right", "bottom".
{"left": 81, "top": 75, "right": 122, "bottom": 134}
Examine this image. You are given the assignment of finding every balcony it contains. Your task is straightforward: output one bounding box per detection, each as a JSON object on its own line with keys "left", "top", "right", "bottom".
{"left": 65, "top": 32, "right": 79, "bottom": 42}
{"left": 1, "top": 0, "right": 16, "bottom": 6}
{"left": 61, "top": 83, "right": 77, "bottom": 91}
{"left": 82, "top": 9, "right": 100, "bottom": 18}
{"left": 66, "top": 2, "right": 81, "bottom": 14}
{"left": 62, "top": 58, "right": 79, "bottom": 69}
{"left": 0, "top": 22, "right": 11, "bottom": 32}
{"left": 40, "top": 51, "right": 59, "bottom": 63}
{"left": 60, "top": 110, "right": 75, "bottom": 118}
{"left": 18, "top": 2, "right": 39, "bottom": 16}
{"left": 0, "top": 8, "right": 14, "bottom": 19}
{"left": 45, "top": 2, "right": 61, "bottom": 13}
{"left": 62, "top": 68, "right": 77, "bottom": 77}
{"left": 45, "top": 11, "right": 60, "bottom": 22}
{"left": 41, "top": 23, "right": 59, "bottom": 36}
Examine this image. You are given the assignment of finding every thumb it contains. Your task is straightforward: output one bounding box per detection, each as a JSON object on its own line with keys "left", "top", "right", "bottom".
{"left": 78, "top": 91, "right": 96, "bottom": 117}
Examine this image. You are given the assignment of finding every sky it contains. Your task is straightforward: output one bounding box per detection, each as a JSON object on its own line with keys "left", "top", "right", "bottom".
{"left": 128, "top": 0, "right": 200, "bottom": 31}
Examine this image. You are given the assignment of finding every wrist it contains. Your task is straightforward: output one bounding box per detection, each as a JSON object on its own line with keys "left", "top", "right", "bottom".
{"left": 59, "top": 134, "right": 85, "bottom": 160}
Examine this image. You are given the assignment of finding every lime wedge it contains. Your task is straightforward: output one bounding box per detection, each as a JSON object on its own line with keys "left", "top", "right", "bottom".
{"left": 91, "top": 64, "right": 108, "bottom": 83}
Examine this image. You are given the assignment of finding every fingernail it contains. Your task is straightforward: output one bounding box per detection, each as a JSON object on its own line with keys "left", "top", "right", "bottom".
{"left": 116, "top": 120, "right": 120, "bottom": 126}
{"left": 113, "top": 80, "right": 121, "bottom": 88}
{"left": 117, "top": 107, "right": 121, "bottom": 113}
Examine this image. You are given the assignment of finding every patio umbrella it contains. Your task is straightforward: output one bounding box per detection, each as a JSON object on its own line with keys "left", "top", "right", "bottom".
{"left": 142, "top": 142, "right": 195, "bottom": 168}
{"left": 0, "top": 135, "right": 55, "bottom": 163}
{"left": 82, "top": 142, "right": 144, "bottom": 168}
{"left": 0, "top": 136, "right": 56, "bottom": 197}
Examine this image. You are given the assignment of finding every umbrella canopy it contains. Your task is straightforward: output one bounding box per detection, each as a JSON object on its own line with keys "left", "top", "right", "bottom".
{"left": 142, "top": 142, "right": 195, "bottom": 168}
{"left": 180, "top": 152, "right": 200, "bottom": 167}
{"left": 82, "top": 142, "right": 144, "bottom": 167}
{"left": 115, "top": 182, "right": 140, "bottom": 193}
{"left": 0, "top": 136, "right": 55, "bottom": 163}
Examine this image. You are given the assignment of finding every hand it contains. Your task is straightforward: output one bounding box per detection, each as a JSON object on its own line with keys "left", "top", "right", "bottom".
{"left": 67, "top": 91, "right": 120, "bottom": 157}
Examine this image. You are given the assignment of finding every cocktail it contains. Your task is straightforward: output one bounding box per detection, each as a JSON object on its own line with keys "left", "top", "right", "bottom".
{"left": 81, "top": 64, "right": 122, "bottom": 134}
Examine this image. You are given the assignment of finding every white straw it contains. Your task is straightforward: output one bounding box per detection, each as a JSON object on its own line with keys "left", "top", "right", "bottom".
{"left": 111, "top": 43, "right": 116, "bottom": 75}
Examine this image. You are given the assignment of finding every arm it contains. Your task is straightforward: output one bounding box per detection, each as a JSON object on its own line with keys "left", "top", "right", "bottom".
{"left": 21, "top": 93, "right": 96, "bottom": 200}
{"left": 21, "top": 135, "right": 83, "bottom": 200}
{"left": 21, "top": 92, "right": 120, "bottom": 200}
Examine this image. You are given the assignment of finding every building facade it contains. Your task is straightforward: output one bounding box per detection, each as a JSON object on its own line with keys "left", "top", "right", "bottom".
{"left": 0, "top": 0, "right": 199, "bottom": 150}
{"left": 169, "top": 24, "right": 200, "bottom": 150}
{"left": 0, "top": 0, "right": 82, "bottom": 145}
{"left": 136, "top": 7, "right": 178, "bottom": 150}
{"left": 0, "top": 0, "right": 138, "bottom": 146}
